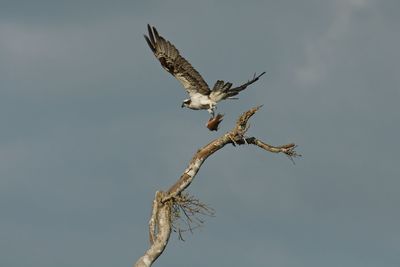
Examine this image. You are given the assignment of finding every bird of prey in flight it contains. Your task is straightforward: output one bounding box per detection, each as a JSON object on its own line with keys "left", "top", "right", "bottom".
{"left": 144, "top": 24, "right": 265, "bottom": 118}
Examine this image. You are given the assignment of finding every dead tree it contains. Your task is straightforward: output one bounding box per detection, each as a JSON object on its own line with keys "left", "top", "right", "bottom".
{"left": 134, "top": 106, "right": 300, "bottom": 267}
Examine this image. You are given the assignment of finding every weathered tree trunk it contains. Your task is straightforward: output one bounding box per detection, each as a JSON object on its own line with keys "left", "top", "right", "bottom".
{"left": 134, "top": 106, "right": 299, "bottom": 267}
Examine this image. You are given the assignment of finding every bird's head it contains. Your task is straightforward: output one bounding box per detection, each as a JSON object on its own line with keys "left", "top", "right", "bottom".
{"left": 181, "top": 99, "right": 191, "bottom": 108}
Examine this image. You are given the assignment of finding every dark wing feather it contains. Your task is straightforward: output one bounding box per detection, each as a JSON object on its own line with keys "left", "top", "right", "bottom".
{"left": 144, "top": 24, "right": 210, "bottom": 96}
{"left": 209, "top": 80, "right": 233, "bottom": 102}
{"left": 210, "top": 72, "right": 266, "bottom": 102}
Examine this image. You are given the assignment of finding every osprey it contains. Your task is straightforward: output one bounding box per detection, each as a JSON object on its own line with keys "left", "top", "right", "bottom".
{"left": 144, "top": 24, "right": 265, "bottom": 118}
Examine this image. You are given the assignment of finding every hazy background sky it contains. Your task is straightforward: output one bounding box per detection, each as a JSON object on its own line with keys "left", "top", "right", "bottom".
{"left": 1, "top": 0, "right": 399, "bottom": 266}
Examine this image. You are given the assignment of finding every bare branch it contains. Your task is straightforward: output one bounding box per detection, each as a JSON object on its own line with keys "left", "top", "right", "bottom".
{"left": 134, "top": 191, "right": 172, "bottom": 267}
{"left": 238, "top": 137, "right": 301, "bottom": 163}
{"left": 171, "top": 193, "right": 215, "bottom": 241}
{"left": 148, "top": 192, "right": 159, "bottom": 245}
{"left": 163, "top": 105, "right": 264, "bottom": 203}
{"left": 134, "top": 106, "right": 300, "bottom": 267}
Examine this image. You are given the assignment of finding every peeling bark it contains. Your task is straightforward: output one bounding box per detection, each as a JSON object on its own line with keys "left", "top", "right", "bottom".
{"left": 133, "top": 106, "right": 299, "bottom": 267}
{"left": 134, "top": 191, "right": 171, "bottom": 267}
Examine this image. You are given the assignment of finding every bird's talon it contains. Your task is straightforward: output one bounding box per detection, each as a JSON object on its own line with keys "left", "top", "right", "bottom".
{"left": 243, "top": 137, "right": 249, "bottom": 145}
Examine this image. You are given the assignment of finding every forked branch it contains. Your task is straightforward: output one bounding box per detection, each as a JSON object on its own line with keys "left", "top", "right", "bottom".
{"left": 134, "top": 106, "right": 300, "bottom": 267}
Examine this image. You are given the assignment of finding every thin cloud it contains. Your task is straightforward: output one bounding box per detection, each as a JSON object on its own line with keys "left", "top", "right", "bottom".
{"left": 294, "top": 0, "right": 371, "bottom": 86}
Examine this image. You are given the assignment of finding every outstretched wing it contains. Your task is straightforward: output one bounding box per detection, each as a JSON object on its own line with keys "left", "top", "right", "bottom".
{"left": 144, "top": 24, "right": 210, "bottom": 96}
{"left": 210, "top": 72, "right": 266, "bottom": 102}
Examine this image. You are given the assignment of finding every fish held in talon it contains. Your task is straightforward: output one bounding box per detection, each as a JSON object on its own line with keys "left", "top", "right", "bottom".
{"left": 206, "top": 114, "right": 224, "bottom": 131}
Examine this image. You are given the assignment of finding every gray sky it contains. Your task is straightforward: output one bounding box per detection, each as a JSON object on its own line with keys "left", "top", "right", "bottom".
{"left": 1, "top": 0, "right": 399, "bottom": 266}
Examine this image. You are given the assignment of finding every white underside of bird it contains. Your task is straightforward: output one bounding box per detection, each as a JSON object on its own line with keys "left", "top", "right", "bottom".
{"left": 182, "top": 94, "right": 217, "bottom": 115}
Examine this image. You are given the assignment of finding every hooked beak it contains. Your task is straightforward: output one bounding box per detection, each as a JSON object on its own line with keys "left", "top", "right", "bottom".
{"left": 181, "top": 103, "right": 185, "bottom": 108}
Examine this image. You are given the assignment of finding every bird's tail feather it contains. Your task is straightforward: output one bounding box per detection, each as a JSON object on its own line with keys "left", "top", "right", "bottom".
{"left": 225, "top": 72, "right": 267, "bottom": 99}
{"left": 210, "top": 72, "right": 266, "bottom": 102}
